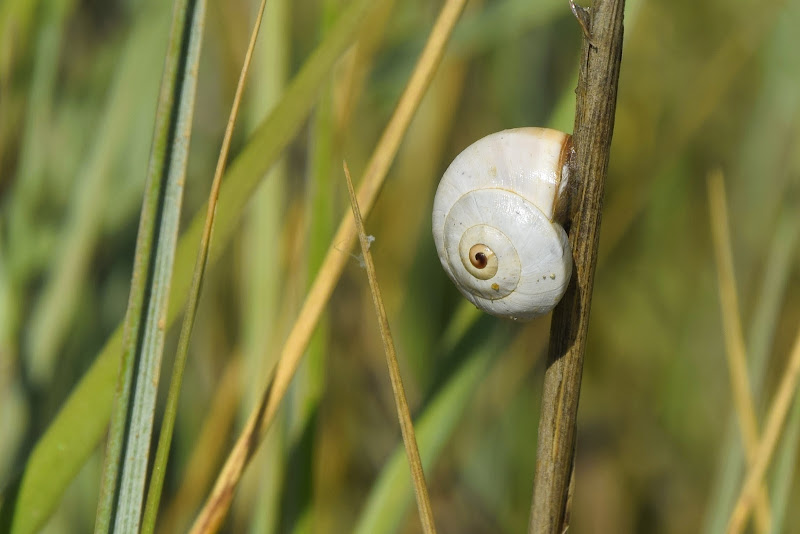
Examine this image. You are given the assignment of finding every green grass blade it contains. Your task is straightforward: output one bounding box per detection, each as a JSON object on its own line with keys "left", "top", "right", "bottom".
{"left": 701, "top": 2, "right": 800, "bottom": 530}
{"left": 138, "top": 0, "right": 260, "bottom": 524}
{"left": 1, "top": 328, "right": 121, "bottom": 534}
{"left": 701, "top": 192, "right": 800, "bottom": 534}
{"left": 95, "top": 1, "right": 207, "bottom": 532}
{"left": 766, "top": 198, "right": 800, "bottom": 534}
{"left": 138, "top": 1, "right": 212, "bottom": 524}
{"left": 4, "top": 1, "right": 381, "bottom": 532}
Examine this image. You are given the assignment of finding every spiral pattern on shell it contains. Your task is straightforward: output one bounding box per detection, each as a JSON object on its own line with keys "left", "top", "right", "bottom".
{"left": 432, "top": 127, "right": 573, "bottom": 320}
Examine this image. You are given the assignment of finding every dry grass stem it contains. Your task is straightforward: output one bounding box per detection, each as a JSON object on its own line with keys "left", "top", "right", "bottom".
{"left": 726, "top": 328, "right": 800, "bottom": 533}
{"left": 343, "top": 161, "right": 437, "bottom": 534}
{"left": 529, "top": 2, "right": 625, "bottom": 532}
{"left": 706, "top": 169, "right": 772, "bottom": 533}
{"left": 188, "top": 1, "right": 467, "bottom": 531}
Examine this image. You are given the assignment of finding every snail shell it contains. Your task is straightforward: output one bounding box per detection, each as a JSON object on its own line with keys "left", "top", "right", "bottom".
{"left": 432, "top": 127, "right": 573, "bottom": 320}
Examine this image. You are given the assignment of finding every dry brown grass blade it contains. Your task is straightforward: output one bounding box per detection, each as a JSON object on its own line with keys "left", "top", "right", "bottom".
{"left": 726, "top": 328, "right": 800, "bottom": 533}
{"left": 187, "top": 370, "right": 274, "bottom": 534}
{"left": 343, "top": 160, "right": 437, "bottom": 534}
{"left": 706, "top": 169, "right": 772, "bottom": 533}
{"left": 187, "top": 1, "right": 468, "bottom": 531}
{"left": 529, "top": 1, "right": 625, "bottom": 532}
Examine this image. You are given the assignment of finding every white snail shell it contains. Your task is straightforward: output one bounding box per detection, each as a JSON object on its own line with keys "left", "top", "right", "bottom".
{"left": 432, "top": 127, "right": 573, "bottom": 321}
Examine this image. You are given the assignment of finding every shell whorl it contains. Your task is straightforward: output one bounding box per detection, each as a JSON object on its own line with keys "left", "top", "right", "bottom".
{"left": 432, "top": 127, "right": 573, "bottom": 320}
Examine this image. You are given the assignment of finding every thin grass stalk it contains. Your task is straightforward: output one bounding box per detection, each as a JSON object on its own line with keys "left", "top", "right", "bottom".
{"left": 704, "top": 195, "right": 800, "bottom": 534}
{"left": 7, "top": 2, "right": 382, "bottom": 530}
{"left": 697, "top": 10, "right": 799, "bottom": 531}
{"left": 139, "top": 1, "right": 267, "bottom": 531}
{"left": 94, "top": 0, "right": 205, "bottom": 531}
{"left": 188, "top": 1, "right": 467, "bottom": 531}
{"left": 528, "top": 1, "right": 625, "bottom": 532}
{"left": 354, "top": 38, "right": 582, "bottom": 528}
{"left": 343, "top": 161, "right": 437, "bottom": 534}
{"left": 763, "top": 191, "right": 800, "bottom": 534}
{"left": 706, "top": 169, "right": 772, "bottom": 533}
{"left": 353, "top": 309, "right": 501, "bottom": 534}
{"left": 726, "top": 328, "right": 800, "bottom": 533}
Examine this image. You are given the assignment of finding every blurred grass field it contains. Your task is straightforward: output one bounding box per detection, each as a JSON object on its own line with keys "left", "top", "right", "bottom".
{"left": 1, "top": 0, "right": 799, "bottom": 533}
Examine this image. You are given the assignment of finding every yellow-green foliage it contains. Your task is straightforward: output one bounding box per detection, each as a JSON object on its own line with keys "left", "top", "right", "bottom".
{"left": 1, "top": 0, "right": 798, "bottom": 533}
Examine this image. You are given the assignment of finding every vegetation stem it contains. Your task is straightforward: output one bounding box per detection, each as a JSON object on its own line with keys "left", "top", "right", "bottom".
{"left": 528, "top": 1, "right": 625, "bottom": 532}
{"left": 726, "top": 328, "right": 800, "bottom": 533}
{"left": 343, "top": 161, "right": 437, "bottom": 534}
{"left": 707, "top": 169, "right": 771, "bottom": 533}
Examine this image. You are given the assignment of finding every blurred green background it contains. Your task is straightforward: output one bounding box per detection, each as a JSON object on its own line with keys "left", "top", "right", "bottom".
{"left": 1, "top": 0, "right": 799, "bottom": 532}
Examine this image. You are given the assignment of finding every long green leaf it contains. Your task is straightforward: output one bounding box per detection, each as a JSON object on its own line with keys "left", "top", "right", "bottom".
{"left": 140, "top": 0, "right": 254, "bottom": 526}
{"left": 4, "top": 1, "right": 382, "bottom": 532}
{"left": 95, "top": 0, "right": 207, "bottom": 532}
